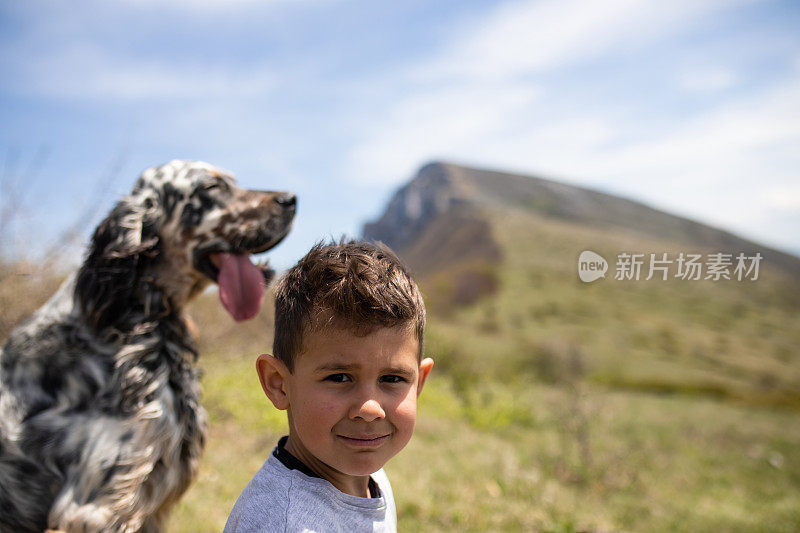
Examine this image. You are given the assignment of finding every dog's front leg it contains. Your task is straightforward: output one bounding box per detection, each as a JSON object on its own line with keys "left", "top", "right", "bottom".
{"left": 46, "top": 447, "right": 160, "bottom": 532}
{"left": 45, "top": 413, "right": 201, "bottom": 533}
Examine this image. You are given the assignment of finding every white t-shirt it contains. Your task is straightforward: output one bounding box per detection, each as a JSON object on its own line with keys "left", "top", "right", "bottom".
{"left": 224, "top": 451, "right": 397, "bottom": 533}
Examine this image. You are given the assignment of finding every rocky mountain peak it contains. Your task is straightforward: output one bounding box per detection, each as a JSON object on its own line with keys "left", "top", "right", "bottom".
{"left": 363, "top": 161, "right": 469, "bottom": 250}
{"left": 364, "top": 161, "right": 800, "bottom": 279}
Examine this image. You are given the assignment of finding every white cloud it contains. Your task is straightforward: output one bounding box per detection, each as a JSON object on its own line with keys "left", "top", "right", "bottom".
{"left": 4, "top": 0, "right": 797, "bottom": 259}
{"left": 676, "top": 67, "right": 738, "bottom": 93}
{"left": 557, "top": 79, "right": 800, "bottom": 186}
{"left": 464, "top": 75, "right": 800, "bottom": 241}
{"left": 413, "top": 0, "right": 746, "bottom": 81}
{"left": 117, "top": 0, "right": 318, "bottom": 13}
{"left": 343, "top": 81, "right": 540, "bottom": 184}
{"left": 341, "top": 0, "right": 800, "bottom": 253}
{"left": 759, "top": 186, "right": 800, "bottom": 210}
{"left": 5, "top": 44, "right": 276, "bottom": 101}
{"left": 346, "top": 0, "right": 758, "bottom": 186}
{"left": 125, "top": 0, "right": 264, "bottom": 5}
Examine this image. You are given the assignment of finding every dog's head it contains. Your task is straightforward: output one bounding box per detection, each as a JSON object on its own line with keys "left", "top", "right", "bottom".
{"left": 77, "top": 160, "right": 296, "bottom": 330}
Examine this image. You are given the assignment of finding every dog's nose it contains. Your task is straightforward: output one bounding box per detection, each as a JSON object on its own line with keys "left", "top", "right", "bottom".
{"left": 275, "top": 193, "right": 296, "bottom": 208}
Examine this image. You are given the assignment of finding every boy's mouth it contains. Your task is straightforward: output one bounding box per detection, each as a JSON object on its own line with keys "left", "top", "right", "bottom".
{"left": 337, "top": 434, "right": 391, "bottom": 448}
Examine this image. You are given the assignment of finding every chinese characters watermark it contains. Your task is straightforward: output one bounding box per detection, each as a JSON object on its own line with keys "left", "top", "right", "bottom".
{"left": 578, "top": 251, "right": 762, "bottom": 283}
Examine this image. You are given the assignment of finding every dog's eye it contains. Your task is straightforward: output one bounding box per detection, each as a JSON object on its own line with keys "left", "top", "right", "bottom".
{"left": 201, "top": 180, "right": 229, "bottom": 193}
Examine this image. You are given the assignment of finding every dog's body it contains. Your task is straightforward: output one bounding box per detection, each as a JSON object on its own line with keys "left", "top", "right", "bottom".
{"left": 0, "top": 161, "right": 295, "bottom": 532}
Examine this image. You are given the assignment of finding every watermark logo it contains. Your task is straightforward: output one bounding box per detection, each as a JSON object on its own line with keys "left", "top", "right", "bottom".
{"left": 578, "top": 250, "right": 608, "bottom": 282}
{"left": 578, "top": 251, "right": 762, "bottom": 282}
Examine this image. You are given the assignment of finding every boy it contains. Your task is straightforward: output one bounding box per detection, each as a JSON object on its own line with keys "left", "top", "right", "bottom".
{"left": 224, "top": 240, "right": 434, "bottom": 532}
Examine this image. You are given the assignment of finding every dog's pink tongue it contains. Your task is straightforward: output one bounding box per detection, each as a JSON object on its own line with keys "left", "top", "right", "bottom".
{"left": 213, "top": 253, "right": 265, "bottom": 321}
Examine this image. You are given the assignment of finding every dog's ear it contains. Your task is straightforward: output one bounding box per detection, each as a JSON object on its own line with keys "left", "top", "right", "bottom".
{"left": 76, "top": 199, "right": 163, "bottom": 331}
{"left": 91, "top": 200, "right": 160, "bottom": 258}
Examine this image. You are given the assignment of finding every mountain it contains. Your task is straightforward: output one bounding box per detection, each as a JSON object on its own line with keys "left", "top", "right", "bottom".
{"left": 364, "top": 161, "right": 800, "bottom": 278}
{"left": 362, "top": 161, "right": 800, "bottom": 406}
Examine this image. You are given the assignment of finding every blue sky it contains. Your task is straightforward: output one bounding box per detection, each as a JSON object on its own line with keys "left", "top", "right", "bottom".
{"left": 1, "top": 0, "right": 799, "bottom": 270}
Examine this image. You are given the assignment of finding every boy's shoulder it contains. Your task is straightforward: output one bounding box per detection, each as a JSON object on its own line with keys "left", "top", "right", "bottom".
{"left": 223, "top": 455, "right": 293, "bottom": 532}
{"left": 224, "top": 454, "right": 397, "bottom": 533}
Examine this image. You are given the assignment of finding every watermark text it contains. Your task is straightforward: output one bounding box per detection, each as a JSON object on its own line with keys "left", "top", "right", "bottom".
{"left": 578, "top": 251, "right": 762, "bottom": 282}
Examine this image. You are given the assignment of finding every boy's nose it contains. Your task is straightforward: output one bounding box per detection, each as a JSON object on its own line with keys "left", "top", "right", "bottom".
{"left": 350, "top": 397, "right": 386, "bottom": 422}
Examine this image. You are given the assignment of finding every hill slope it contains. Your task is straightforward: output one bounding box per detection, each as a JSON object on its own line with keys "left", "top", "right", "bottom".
{"left": 364, "top": 161, "right": 800, "bottom": 278}
{"left": 363, "top": 161, "right": 800, "bottom": 398}
{"left": 4, "top": 161, "right": 799, "bottom": 531}
{"left": 356, "top": 161, "right": 800, "bottom": 531}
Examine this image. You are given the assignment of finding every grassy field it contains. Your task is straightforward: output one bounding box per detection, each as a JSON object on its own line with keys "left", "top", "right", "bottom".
{"left": 3, "top": 206, "right": 800, "bottom": 533}
{"left": 171, "top": 207, "right": 800, "bottom": 531}
{"left": 168, "top": 314, "right": 800, "bottom": 532}
{"left": 168, "top": 204, "right": 800, "bottom": 531}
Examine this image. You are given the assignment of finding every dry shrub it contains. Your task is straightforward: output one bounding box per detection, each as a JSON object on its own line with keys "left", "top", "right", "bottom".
{"left": 424, "top": 262, "right": 499, "bottom": 315}
{"left": 0, "top": 262, "right": 65, "bottom": 341}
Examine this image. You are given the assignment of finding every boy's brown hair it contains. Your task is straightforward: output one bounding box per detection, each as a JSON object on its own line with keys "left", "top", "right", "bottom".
{"left": 272, "top": 239, "right": 426, "bottom": 371}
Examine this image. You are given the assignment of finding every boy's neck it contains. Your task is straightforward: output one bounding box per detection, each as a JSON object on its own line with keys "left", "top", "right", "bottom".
{"left": 284, "top": 434, "right": 373, "bottom": 498}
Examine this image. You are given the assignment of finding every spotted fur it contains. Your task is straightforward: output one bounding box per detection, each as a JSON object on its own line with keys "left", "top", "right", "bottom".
{"left": 0, "top": 160, "right": 295, "bottom": 532}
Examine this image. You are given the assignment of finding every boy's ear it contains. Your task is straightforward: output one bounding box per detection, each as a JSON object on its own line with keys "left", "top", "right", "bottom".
{"left": 256, "top": 354, "right": 291, "bottom": 410}
{"left": 416, "top": 357, "right": 434, "bottom": 398}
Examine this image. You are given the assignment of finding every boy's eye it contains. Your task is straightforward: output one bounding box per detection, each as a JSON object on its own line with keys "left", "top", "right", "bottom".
{"left": 380, "top": 375, "right": 408, "bottom": 384}
{"left": 324, "top": 373, "right": 351, "bottom": 383}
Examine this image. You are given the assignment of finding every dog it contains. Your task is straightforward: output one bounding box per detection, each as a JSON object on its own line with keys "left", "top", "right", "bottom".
{"left": 0, "top": 160, "right": 295, "bottom": 532}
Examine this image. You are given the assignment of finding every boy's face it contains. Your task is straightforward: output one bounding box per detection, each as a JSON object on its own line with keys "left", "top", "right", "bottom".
{"left": 258, "top": 323, "right": 433, "bottom": 482}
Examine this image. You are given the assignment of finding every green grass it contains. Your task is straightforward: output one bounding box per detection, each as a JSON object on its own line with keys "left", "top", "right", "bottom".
{"left": 167, "top": 208, "right": 800, "bottom": 531}
{"left": 4, "top": 205, "right": 800, "bottom": 532}
{"left": 426, "top": 209, "right": 800, "bottom": 398}
{"left": 168, "top": 338, "right": 800, "bottom": 532}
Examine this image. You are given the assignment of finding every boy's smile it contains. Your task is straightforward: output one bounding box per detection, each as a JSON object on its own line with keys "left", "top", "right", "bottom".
{"left": 257, "top": 324, "right": 433, "bottom": 497}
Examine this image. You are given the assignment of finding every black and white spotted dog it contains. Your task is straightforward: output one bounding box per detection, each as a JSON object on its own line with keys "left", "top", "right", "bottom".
{"left": 0, "top": 160, "right": 295, "bottom": 532}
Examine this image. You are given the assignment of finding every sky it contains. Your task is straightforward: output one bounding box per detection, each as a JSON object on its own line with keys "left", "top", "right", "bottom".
{"left": 1, "top": 0, "right": 799, "bottom": 270}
